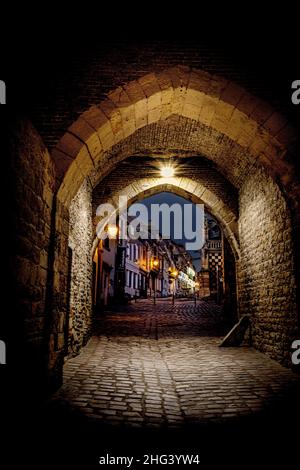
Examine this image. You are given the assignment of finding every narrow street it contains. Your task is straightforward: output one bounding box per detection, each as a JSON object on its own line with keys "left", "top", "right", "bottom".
{"left": 6, "top": 37, "right": 300, "bottom": 469}
{"left": 51, "top": 299, "right": 300, "bottom": 429}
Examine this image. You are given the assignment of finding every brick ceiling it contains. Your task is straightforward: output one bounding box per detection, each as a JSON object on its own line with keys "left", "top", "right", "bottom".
{"left": 8, "top": 40, "right": 299, "bottom": 151}
{"left": 92, "top": 155, "right": 238, "bottom": 217}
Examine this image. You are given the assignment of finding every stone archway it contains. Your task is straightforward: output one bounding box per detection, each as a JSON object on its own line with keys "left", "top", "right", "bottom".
{"left": 91, "top": 178, "right": 239, "bottom": 259}
{"left": 53, "top": 66, "right": 299, "bottom": 206}
{"left": 66, "top": 172, "right": 240, "bottom": 358}
{"left": 46, "top": 66, "right": 299, "bottom": 388}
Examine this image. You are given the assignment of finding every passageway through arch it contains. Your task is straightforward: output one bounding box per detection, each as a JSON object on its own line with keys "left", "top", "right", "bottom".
{"left": 9, "top": 66, "right": 299, "bottom": 392}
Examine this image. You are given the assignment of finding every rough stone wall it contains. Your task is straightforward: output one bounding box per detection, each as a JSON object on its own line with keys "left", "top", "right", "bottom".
{"left": 9, "top": 118, "right": 55, "bottom": 390}
{"left": 238, "top": 166, "right": 299, "bottom": 365}
{"left": 68, "top": 179, "right": 93, "bottom": 356}
{"left": 48, "top": 199, "right": 69, "bottom": 389}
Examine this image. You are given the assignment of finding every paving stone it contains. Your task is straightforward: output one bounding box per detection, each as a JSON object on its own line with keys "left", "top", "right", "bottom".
{"left": 53, "top": 299, "right": 300, "bottom": 428}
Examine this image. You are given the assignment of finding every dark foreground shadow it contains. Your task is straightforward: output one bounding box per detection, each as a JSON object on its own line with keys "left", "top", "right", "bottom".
{"left": 4, "top": 388, "right": 300, "bottom": 470}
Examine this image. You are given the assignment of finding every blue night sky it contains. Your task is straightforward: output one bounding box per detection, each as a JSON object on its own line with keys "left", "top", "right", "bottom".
{"left": 131, "top": 192, "right": 203, "bottom": 271}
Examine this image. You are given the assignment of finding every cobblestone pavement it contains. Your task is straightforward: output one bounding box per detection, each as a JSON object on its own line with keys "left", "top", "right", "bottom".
{"left": 52, "top": 298, "right": 300, "bottom": 429}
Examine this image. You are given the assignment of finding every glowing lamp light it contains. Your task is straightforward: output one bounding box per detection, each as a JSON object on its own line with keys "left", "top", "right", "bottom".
{"left": 107, "top": 224, "right": 118, "bottom": 239}
{"left": 160, "top": 165, "right": 175, "bottom": 178}
{"left": 151, "top": 258, "right": 159, "bottom": 269}
{"left": 172, "top": 269, "right": 178, "bottom": 278}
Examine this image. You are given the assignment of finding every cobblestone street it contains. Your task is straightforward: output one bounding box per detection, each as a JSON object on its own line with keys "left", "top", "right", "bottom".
{"left": 51, "top": 299, "right": 300, "bottom": 429}
{"left": 7, "top": 37, "right": 300, "bottom": 470}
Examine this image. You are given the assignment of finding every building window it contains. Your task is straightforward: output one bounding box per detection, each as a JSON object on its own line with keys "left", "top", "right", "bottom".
{"left": 104, "top": 237, "right": 110, "bottom": 250}
{"left": 129, "top": 271, "right": 132, "bottom": 288}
